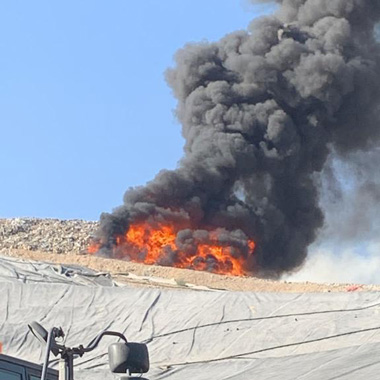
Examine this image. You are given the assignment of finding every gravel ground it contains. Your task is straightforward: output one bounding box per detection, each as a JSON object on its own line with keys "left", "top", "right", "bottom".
{"left": 0, "top": 218, "right": 98, "bottom": 253}
{"left": 1, "top": 218, "right": 379, "bottom": 292}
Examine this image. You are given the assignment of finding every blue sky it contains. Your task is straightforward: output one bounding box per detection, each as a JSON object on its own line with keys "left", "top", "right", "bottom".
{"left": 0, "top": 1, "right": 276, "bottom": 220}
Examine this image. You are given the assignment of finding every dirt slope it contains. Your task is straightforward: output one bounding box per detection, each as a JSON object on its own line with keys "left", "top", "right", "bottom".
{"left": 2, "top": 248, "right": 380, "bottom": 293}
{"left": 1, "top": 218, "right": 379, "bottom": 292}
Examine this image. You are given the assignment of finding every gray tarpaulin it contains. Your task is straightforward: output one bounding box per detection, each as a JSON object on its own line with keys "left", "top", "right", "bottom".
{"left": 0, "top": 255, "right": 116, "bottom": 286}
{"left": 1, "top": 256, "right": 380, "bottom": 379}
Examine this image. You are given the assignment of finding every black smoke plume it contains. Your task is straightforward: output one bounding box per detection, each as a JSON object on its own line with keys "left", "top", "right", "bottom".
{"left": 95, "top": 0, "right": 380, "bottom": 277}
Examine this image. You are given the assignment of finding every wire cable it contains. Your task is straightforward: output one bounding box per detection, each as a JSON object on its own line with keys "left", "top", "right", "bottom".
{"left": 165, "top": 325, "right": 380, "bottom": 367}
{"left": 143, "top": 301, "right": 380, "bottom": 343}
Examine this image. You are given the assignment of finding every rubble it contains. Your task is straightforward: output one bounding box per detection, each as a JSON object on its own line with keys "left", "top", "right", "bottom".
{"left": 1, "top": 218, "right": 379, "bottom": 292}
{"left": 0, "top": 218, "right": 98, "bottom": 254}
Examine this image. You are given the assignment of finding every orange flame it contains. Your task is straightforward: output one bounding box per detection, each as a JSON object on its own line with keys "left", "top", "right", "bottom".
{"left": 89, "top": 223, "right": 255, "bottom": 276}
{"left": 87, "top": 243, "right": 101, "bottom": 254}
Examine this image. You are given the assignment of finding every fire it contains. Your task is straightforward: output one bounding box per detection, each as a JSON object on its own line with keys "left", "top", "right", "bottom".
{"left": 89, "top": 223, "right": 255, "bottom": 276}
{"left": 87, "top": 243, "right": 101, "bottom": 254}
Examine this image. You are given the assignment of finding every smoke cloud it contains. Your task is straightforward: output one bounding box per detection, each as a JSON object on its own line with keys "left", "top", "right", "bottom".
{"left": 286, "top": 147, "right": 380, "bottom": 284}
{"left": 319, "top": 149, "right": 380, "bottom": 245}
{"left": 96, "top": 0, "right": 380, "bottom": 277}
{"left": 286, "top": 243, "right": 380, "bottom": 285}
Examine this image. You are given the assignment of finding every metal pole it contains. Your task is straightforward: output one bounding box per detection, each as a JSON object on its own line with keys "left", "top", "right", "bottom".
{"left": 58, "top": 354, "right": 74, "bottom": 380}
{"left": 58, "top": 359, "right": 67, "bottom": 380}
{"left": 41, "top": 329, "right": 55, "bottom": 380}
{"left": 67, "top": 354, "right": 74, "bottom": 380}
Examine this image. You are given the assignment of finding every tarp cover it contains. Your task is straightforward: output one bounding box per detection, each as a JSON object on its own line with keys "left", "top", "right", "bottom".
{"left": 0, "top": 255, "right": 116, "bottom": 286}
{"left": 1, "top": 256, "right": 380, "bottom": 380}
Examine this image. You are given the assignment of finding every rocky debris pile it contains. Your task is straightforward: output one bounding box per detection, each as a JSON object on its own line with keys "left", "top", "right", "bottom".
{"left": 0, "top": 218, "right": 98, "bottom": 254}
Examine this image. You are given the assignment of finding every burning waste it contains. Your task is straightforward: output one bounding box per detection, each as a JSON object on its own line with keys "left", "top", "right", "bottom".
{"left": 90, "top": 222, "right": 255, "bottom": 276}
{"left": 90, "top": 0, "right": 380, "bottom": 277}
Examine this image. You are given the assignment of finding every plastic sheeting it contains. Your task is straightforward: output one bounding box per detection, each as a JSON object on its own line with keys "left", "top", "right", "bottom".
{"left": 0, "top": 255, "right": 116, "bottom": 286}
{"left": 1, "top": 257, "right": 380, "bottom": 380}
